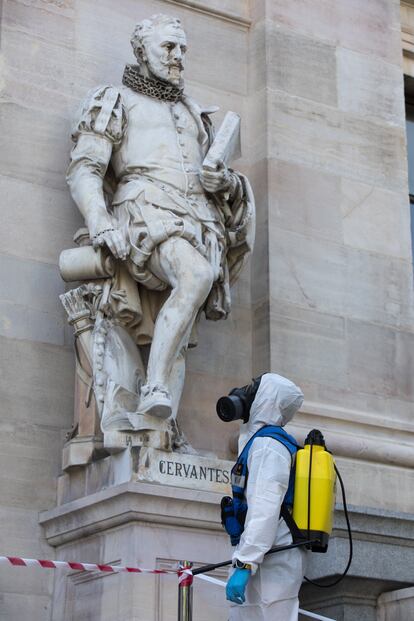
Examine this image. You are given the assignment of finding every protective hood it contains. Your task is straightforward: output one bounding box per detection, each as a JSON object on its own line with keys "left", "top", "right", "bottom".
{"left": 238, "top": 373, "right": 304, "bottom": 451}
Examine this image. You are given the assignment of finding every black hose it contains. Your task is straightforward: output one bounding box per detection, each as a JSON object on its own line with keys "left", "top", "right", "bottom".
{"left": 192, "top": 540, "right": 317, "bottom": 576}
{"left": 307, "top": 440, "right": 314, "bottom": 546}
{"left": 304, "top": 464, "right": 353, "bottom": 587}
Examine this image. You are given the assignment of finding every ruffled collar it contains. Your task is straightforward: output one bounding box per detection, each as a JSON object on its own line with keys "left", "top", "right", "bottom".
{"left": 122, "top": 64, "right": 183, "bottom": 103}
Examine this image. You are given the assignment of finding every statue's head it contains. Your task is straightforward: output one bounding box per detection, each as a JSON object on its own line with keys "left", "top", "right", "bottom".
{"left": 131, "top": 15, "right": 187, "bottom": 87}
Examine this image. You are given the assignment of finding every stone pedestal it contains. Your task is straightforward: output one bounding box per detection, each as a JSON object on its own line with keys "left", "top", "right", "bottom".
{"left": 40, "top": 449, "right": 233, "bottom": 621}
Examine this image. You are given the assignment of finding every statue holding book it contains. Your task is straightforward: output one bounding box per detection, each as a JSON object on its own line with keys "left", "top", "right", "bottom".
{"left": 59, "top": 14, "right": 255, "bottom": 453}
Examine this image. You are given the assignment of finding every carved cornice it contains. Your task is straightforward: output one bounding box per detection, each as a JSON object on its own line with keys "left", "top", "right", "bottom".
{"left": 162, "top": 0, "right": 251, "bottom": 28}
{"left": 40, "top": 482, "right": 223, "bottom": 546}
{"left": 39, "top": 480, "right": 414, "bottom": 574}
{"left": 290, "top": 400, "right": 414, "bottom": 469}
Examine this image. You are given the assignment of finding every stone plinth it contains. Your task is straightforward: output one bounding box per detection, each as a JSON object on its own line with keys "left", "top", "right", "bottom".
{"left": 137, "top": 448, "right": 231, "bottom": 493}
{"left": 40, "top": 486, "right": 231, "bottom": 621}
{"left": 40, "top": 450, "right": 233, "bottom": 620}
{"left": 56, "top": 447, "right": 232, "bottom": 506}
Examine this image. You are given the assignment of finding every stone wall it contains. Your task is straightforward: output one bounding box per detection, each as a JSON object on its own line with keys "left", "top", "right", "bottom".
{"left": 249, "top": 0, "right": 414, "bottom": 514}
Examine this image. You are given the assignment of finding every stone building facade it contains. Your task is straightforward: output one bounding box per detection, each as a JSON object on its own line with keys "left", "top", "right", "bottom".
{"left": 1, "top": 0, "right": 414, "bottom": 619}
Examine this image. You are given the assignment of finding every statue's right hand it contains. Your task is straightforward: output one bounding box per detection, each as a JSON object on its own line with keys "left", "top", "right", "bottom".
{"left": 92, "top": 228, "right": 129, "bottom": 261}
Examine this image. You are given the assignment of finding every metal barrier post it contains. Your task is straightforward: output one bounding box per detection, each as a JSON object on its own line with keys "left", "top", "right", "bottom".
{"left": 178, "top": 561, "right": 193, "bottom": 621}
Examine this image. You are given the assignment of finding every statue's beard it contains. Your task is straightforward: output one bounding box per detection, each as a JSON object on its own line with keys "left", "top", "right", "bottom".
{"left": 147, "top": 59, "right": 184, "bottom": 88}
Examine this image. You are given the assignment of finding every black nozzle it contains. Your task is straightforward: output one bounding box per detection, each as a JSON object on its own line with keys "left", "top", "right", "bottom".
{"left": 304, "top": 429, "right": 325, "bottom": 447}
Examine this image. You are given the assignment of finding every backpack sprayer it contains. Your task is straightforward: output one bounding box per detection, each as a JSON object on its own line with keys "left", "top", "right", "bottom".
{"left": 194, "top": 427, "right": 352, "bottom": 589}
{"left": 293, "top": 429, "right": 336, "bottom": 553}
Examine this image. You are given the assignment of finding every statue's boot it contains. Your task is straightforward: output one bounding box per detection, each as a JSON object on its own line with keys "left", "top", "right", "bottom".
{"left": 137, "top": 383, "right": 172, "bottom": 419}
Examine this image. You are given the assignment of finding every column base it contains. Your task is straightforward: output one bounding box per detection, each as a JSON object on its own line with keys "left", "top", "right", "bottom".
{"left": 299, "top": 505, "right": 414, "bottom": 621}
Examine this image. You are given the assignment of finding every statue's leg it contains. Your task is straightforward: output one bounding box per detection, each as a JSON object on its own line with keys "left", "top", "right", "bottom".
{"left": 138, "top": 237, "right": 214, "bottom": 418}
{"left": 169, "top": 349, "right": 186, "bottom": 419}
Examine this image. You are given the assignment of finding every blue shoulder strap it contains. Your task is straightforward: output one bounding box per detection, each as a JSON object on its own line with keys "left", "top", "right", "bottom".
{"left": 232, "top": 425, "right": 299, "bottom": 506}
{"left": 238, "top": 425, "right": 298, "bottom": 463}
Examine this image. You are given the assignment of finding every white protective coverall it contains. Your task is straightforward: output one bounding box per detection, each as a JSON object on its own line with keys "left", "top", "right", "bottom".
{"left": 229, "top": 373, "right": 307, "bottom": 621}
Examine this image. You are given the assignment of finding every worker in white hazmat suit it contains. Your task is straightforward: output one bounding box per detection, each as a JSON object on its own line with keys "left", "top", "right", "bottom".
{"left": 216, "top": 373, "right": 307, "bottom": 620}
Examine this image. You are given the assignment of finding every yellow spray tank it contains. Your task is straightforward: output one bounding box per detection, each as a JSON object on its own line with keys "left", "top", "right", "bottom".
{"left": 292, "top": 429, "right": 336, "bottom": 553}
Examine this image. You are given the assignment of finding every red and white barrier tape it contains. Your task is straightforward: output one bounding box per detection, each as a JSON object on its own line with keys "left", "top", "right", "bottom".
{"left": 0, "top": 556, "right": 334, "bottom": 620}
{"left": 0, "top": 556, "right": 191, "bottom": 582}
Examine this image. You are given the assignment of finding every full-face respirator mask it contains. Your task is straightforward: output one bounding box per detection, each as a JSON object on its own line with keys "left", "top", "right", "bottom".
{"left": 216, "top": 375, "right": 263, "bottom": 423}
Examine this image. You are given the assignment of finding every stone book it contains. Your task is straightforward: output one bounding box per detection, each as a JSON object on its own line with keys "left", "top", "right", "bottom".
{"left": 203, "top": 110, "right": 241, "bottom": 171}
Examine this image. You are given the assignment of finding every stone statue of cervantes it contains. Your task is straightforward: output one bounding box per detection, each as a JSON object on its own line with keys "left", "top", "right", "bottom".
{"left": 60, "top": 14, "right": 255, "bottom": 460}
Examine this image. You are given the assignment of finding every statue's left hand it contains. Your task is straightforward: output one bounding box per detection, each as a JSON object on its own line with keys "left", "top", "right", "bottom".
{"left": 200, "top": 164, "right": 233, "bottom": 194}
{"left": 92, "top": 228, "right": 129, "bottom": 260}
